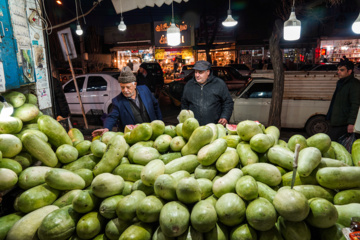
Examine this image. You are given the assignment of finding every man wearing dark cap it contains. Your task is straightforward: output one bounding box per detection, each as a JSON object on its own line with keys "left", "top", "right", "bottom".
{"left": 92, "top": 66, "right": 162, "bottom": 136}
{"left": 327, "top": 59, "right": 360, "bottom": 141}
{"left": 181, "top": 60, "right": 234, "bottom": 126}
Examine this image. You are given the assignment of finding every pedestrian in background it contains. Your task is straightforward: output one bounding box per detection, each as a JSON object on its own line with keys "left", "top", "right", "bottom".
{"left": 327, "top": 58, "right": 360, "bottom": 142}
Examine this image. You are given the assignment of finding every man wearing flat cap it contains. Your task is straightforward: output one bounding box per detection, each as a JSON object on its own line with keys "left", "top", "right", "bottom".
{"left": 181, "top": 60, "right": 234, "bottom": 126}
{"left": 92, "top": 66, "right": 162, "bottom": 136}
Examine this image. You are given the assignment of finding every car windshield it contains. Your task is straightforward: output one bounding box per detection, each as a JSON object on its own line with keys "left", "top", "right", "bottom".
{"left": 144, "top": 63, "right": 162, "bottom": 71}
{"left": 227, "top": 67, "right": 243, "bottom": 78}
{"left": 230, "top": 64, "right": 249, "bottom": 70}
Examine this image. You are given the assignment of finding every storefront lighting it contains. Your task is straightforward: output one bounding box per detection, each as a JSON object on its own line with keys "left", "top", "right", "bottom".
{"left": 222, "top": 0, "right": 238, "bottom": 27}
{"left": 284, "top": 3, "right": 301, "bottom": 41}
{"left": 118, "top": 0, "right": 126, "bottom": 31}
{"left": 167, "top": 1, "right": 180, "bottom": 46}
{"left": 352, "top": 12, "right": 360, "bottom": 34}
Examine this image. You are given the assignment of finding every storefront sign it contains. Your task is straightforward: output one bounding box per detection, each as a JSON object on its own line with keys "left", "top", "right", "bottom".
{"left": 155, "top": 49, "right": 166, "bottom": 60}
{"left": 154, "top": 21, "right": 191, "bottom": 47}
{"left": 154, "top": 48, "right": 194, "bottom": 60}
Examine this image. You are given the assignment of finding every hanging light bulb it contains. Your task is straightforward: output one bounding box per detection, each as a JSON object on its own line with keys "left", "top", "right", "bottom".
{"left": 284, "top": 3, "right": 301, "bottom": 41}
{"left": 118, "top": 16, "right": 126, "bottom": 31}
{"left": 75, "top": 0, "right": 83, "bottom": 35}
{"left": 76, "top": 22, "right": 83, "bottom": 35}
{"left": 167, "top": 0, "right": 180, "bottom": 46}
{"left": 352, "top": 12, "right": 360, "bottom": 34}
{"left": 118, "top": 0, "right": 126, "bottom": 31}
{"left": 222, "top": 0, "right": 237, "bottom": 27}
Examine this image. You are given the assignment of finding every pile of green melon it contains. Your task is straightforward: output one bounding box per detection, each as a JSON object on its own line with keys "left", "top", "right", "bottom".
{"left": 0, "top": 92, "right": 360, "bottom": 240}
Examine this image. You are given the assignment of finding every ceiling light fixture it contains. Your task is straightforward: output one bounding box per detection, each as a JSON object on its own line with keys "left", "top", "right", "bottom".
{"left": 118, "top": 0, "right": 126, "bottom": 31}
{"left": 167, "top": 0, "right": 180, "bottom": 46}
{"left": 283, "top": 0, "right": 301, "bottom": 41}
{"left": 75, "top": 0, "right": 83, "bottom": 35}
{"left": 352, "top": 12, "right": 360, "bottom": 34}
{"left": 222, "top": 0, "right": 238, "bottom": 27}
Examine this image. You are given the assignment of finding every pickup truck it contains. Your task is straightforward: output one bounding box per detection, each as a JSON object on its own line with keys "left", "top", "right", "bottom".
{"left": 229, "top": 71, "right": 345, "bottom": 136}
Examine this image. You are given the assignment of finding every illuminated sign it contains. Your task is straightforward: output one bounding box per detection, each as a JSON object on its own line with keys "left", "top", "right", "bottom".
{"left": 154, "top": 21, "right": 191, "bottom": 47}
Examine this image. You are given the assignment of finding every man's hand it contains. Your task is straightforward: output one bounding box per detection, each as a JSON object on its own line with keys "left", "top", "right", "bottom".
{"left": 218, "top": 118, "right": 228, "bottom": 126}
{"left": 348, "top": 124, "right": 354, "bottom": 133}
{"left": 92, "top": 128, "right": 109, "bottom": 137}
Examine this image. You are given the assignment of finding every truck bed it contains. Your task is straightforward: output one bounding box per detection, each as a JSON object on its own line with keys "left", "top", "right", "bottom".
{"left": 251, "top": 71, "right": 342, "bottom": 101}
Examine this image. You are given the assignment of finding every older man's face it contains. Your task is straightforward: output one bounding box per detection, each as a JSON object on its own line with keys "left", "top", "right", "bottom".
{"left": 120, "top": 82, "right": 137, "bottom": 98}
{"left": 195, "top": 70, "right": 210, "bottom": 84}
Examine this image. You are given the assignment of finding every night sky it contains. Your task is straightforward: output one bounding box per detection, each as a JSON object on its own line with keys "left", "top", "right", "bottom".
{"left": 45, "top": 0, "right": 360, "bottom": 40}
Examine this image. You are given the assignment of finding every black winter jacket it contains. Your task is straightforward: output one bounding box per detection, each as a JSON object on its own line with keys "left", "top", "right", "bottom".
{"left": 327, "top": 75, "right": 360, "bottom": 126}
{"left": 181, "top": 74, "right": 234, "bottom": 125}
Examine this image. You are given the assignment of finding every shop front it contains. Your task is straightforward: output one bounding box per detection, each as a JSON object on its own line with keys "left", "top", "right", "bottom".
{"left": 110, "top": 44, "right": 154, "bottom": 72}
{"left": 105, "top": 23, "right": 154, "bottom": 72}
{"left": 320, "top": 38, "right": 360, "bottom": 63}
{"left": 153, "top": 20, "right": 194, "bottom": 79}
{"left": 196, "top": 44, "right": 237, "bottom": 67}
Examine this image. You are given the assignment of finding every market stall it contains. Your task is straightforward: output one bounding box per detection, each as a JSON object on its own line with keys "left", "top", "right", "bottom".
{"left": 0, "top": 104, "right": 360, "bottom": 239}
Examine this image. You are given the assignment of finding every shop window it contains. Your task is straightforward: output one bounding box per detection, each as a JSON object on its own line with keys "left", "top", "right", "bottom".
{"left": 63, "top": 77, "right": 85, "bottom": 93}
{"left": 87, "top": 76, "right": 107, "bottom": 91}
{"left": 243, "top": 83, "right": 273, "bottom": 98}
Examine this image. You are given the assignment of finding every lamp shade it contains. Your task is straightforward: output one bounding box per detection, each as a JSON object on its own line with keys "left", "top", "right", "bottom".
{"left": 118, "top": 17, "right": 126, "bottom": 31}
{"left": 167, "top": 22, "right": 180, "bottom": 46}
{"left": 352, "top": 12, "right": 360, "bottom": 34}
{"left": 284, "top": 10, "right": 301, "bottom": 41}
{"left": 222, "top": 9, "right": 238, "bottom": 27}
{"left": 76, "top": 24, "right": 83, "bottom": 36}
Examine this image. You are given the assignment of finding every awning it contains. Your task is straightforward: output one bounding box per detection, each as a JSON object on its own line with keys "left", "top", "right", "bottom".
{"left": 111, "top": 0, "right": 190, "bottom": 14}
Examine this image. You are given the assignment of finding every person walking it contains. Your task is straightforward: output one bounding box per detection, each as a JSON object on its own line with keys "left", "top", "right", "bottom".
{"left": 326, "top": 59, "right": 360, "bottom": 141}
{"left": 92, "top": 66, "right": 162, "bottom": 137}
{"left": 181, "top": 60, "right": 234, "bottom": 126}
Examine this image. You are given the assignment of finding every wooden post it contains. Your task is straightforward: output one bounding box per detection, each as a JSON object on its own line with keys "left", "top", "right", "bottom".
{"left": 61, "top": 33, "right": 89, "bottom": 129}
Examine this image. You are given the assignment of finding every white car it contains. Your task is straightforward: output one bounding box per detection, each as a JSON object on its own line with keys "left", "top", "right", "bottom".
{"left": 63, "top": 72, "right": 121, "bottom": 115}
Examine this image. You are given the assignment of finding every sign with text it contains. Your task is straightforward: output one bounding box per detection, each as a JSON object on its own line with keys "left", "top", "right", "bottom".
{"left": 154, "top": 21, "right": 191, "bottom": 47}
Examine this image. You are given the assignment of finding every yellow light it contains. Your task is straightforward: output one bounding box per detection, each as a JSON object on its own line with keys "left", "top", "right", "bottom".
{"left": 56, "top": 0, "right": 62, "bottom": 5}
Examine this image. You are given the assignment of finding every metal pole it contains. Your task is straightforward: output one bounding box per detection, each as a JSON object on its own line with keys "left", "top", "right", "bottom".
{"left": 61, "top": 33, "right": 89, "bottom": 129}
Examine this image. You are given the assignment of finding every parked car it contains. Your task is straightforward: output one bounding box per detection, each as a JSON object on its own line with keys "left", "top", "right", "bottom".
{"left": 139, "top": 62, "right": 164, "bottom": 87}
{"left": 179, "top": 64, "right": 195, "bottom": 78}
{"left": 226, "top": 63, "right": 254, "bottom": 76}
{"left": 166, "top": 66, "right": 251, "bottom": 105}
{"left": 59, "top": 68, "right": 85, "bottom": 84}
{"left": 101, "top": 67, "right": 120, "bottom": 72}
{"left": 63, "top": 72, "right": 120, "bottom": 115}
{"left": 309, "top": 63, "right": 338, "bottom": 71}
{"left": 298, "top": 64, "right": 316, "bottom": 71}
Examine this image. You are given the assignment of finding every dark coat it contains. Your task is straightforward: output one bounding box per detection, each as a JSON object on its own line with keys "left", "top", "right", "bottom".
{"left": 52, "top": 77, "right": 70, "bottom": 117}
{"left": 104, "top": 85, "right": 162, "bottom": 131}
{"left": 328, "top": 75, "right": 360, "bottom": 126}
{"left": 181, "top": 73, "right": 234, "bottom": 125}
